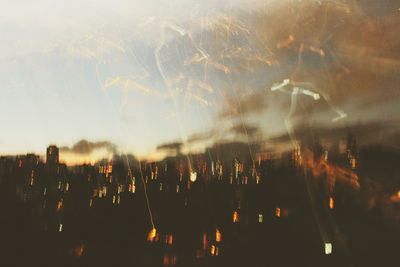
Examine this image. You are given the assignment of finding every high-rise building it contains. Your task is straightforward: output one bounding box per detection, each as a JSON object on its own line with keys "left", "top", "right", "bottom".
{"left": 46, "top": 145, "right": 59, "bottom": 165}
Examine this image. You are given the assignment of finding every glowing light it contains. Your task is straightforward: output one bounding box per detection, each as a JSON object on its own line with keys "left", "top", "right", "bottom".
{"left": 56, "top": 199, "right": 63, "bottom": 212}
{"left": 59, "top": 223, "right": 63, "bottom": 232}
{"left": 211, "top": 245, "right": 215, "bottom": 256}
{"left": 147, "top": 228, "right": 157, "bottom": 242}
{"left": 74, "top": 244, "right": 84, "bottom": 257}
{"left": 129, "top": 183, "right": 136, "bottom": 193}
{"left": 258, "top": 214, "right": 263, "bottom": 223}
{"left": 190, "top": 171, "right": 197, "bottom": 182}
{"left": 329, "top": 197, "right": 334, "bottom": 209}
{"left": 350, "top": 157, "right": 356, "bottom": 169}
{"left": 165, "top": 234, "right": 173, "bottom": 245}
{"left": 215, "top": 228, "right": 222, "bottom": 242}
{"left": 325, "top": 243, "right": 332, "bottom": 255}
{"left": 233, "top": 211, "right": 239, "bottom": 223}
{"left": 275, "top": 208, "right": 281, "bottom": 218}
{"left": 211, "top": 245, "right": 219, "bottom": 257}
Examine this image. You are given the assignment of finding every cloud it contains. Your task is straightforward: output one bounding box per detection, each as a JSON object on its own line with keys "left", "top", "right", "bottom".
{"left": 231, "top": 123, "right": 260, "bottom": 137}
{"left": 60, "top": 139, "right": 118, "bottom": 155}
{"left": 219, "top": 91, "right": 267, "bottom": 119}
{"left": 156, "top": 141, "right": 183, "bottom": 155}
{"left": 187, "top": 129, "right": 215, "bottom": 144}
{"left": 268, "top": 120, "right": 400, "bottom": 149}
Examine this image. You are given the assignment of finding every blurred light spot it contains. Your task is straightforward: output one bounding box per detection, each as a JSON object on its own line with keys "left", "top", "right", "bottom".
{"left": 233, "top": 211, "right": 239, "bottom": 223}
{"left": 329, "top": 197, "right": 334, "bottom": 210}
{"left": 325, "top": 243, "right": 332, "bottom": 255}
{"left": 275, "top": 207, "right": 281, "bottom": 218}
{"left": 74, "top": 243, "right": 84, "bottom": 258}
{"left": 215, "top": 228, "right": 222, "bottom": 242}
{"left": 147, "top": 228, "right": 157, "bottom": 242}
{"left": 190, "top": 171, "right": 197, "bottom": 182}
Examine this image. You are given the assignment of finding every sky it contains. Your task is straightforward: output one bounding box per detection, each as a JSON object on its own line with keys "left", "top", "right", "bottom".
{"left": 0, "top": 0, "right": 399, "bottom": 164}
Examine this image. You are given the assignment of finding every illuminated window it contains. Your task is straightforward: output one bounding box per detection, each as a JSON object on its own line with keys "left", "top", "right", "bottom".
{"left": 215, "top": 228, "right": 222, "bottom": 242}
{"left": 190, "top": 171, "right": 197, "bottom": 182}
{"left": 275, "top": 207, "right": 281, "bottom": 218}
{"left": 329, "top": 197, "right": 334, "bottom": 209}
{"left": 233, "top": 211, "right": 239, "bottom": 223}
{"left": 325, "top": 243, "right": 332, "bottom": 255}
{"left": 147, "top": 228, "right": 157, "bottom": 242}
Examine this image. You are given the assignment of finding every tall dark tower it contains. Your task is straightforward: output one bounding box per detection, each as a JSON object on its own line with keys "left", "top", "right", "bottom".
{"left": 46, "top": 145, "right": 59, "bottom": 165}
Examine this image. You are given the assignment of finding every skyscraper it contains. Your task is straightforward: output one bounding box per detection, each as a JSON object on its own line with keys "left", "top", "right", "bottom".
{"left": 46, "top": 145, "right": 59, "bottom": 166}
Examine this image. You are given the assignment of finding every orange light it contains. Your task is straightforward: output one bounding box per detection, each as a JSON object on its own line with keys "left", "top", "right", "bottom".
{"left": 56, "top": 199, "right": 63, "bottom": 212}
{"left": 215, "top": 228, "right": 222, "bottom": 242}
{"left": 74, "top": 244, "right": 84, "bottom": 257}
{"left": 166, "top": 234, "right": 173, "bottom": 245}
{"left": 211, "top": 245, "right": 215, "bottom": 256}
{"left": 233, "top": 211, "right": 239, "bottom": 223}
{"left": 329, "top": 197, "right": 334, "bottom": 209}
{"left": 147, "top": 228, "right": 157, "bottom": 242}
{"left": 275, "top": 207, "right": 281, "bottom": 218}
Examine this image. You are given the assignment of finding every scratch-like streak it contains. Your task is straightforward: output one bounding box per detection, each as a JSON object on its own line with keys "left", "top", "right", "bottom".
{"left": 271, "top": 78, "right": 347, "bottom": 146}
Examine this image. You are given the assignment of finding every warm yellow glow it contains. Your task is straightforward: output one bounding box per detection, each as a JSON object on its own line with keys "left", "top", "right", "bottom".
{"left": 190, "top": 171, "right": 197, "bottom": 182}
{"left": 210, "top": 245, "right": 219, "bottom": 257}
{"left": 56, "top": 199, "right": 63, "bottom": 212}
{"left": 350, "top": 157, "right": 356, "bottom": 169}
{"left": 211, "top": 245, "right": 215, "bottom": 256}
{"left": 258, "top": 214, "right": 263, "bottom": 223}
{"left": 215, "top": 228, "right": 222, "bottom": 242}
{"left": 147, "top": 228, "right": 157, "bottom": 242}
{"left": 233, "top": 211, "right": 239, "bottom": 223}
{"left": 329, "top": 197, "right": 334, "bottom": 209}
{"left": 59, "top": 223, "right": 63, "bottom": 232}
